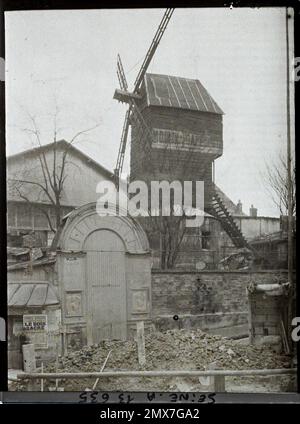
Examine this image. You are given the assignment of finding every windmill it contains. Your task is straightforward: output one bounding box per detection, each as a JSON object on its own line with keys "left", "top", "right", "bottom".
{"left": 112, "top": 8, "right": 255, "bottom": 265}
{"left": 113, "top": 8, "right": 174, "bottom": 186}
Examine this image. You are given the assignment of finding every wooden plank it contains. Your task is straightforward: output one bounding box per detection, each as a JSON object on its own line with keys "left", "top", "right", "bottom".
{"left": 136, "top": 322, "right": 146, "bottom": 366}
{"left": 19, "top": 368, "right": 297, "bottom": 380}
{"left": 91, "top": 350, "right": 112, "bottom": 391}
{"left": 40, "top": 362, "right": 44, "bottom": 392}
{"left": 22, "top": 343, "right": 36, "bottom": 373}
{"left": 214, "top": 374, "right": 226, "bottom": 392}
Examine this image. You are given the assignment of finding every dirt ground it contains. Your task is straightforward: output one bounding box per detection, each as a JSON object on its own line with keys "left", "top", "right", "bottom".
{"left": 12, "top": 329, "right": 296, "bottom": 392}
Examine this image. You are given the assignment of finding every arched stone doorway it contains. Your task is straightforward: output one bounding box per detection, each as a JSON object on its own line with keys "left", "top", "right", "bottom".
{"left": 57, "top": 203, "right": 151, "bottom": 347}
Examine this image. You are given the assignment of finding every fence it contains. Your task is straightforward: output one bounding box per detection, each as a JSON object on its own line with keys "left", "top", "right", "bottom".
{"left": 17, "top": 368, "right": 297, "bottom": 392}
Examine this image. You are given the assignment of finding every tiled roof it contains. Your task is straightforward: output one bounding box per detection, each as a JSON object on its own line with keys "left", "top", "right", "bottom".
{"left": 8, "top": 281, "right": 59, "bottom": 307}
{"left": 144, "top": 73, "right": 224, "bottom": 114}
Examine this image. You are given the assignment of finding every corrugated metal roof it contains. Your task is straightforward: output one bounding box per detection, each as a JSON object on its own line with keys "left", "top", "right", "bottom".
{"left": 8, "top": 281, "right": 59, "bottom": 307}
{"left": 144, "top": 73, "right": 224, "bottom": 114}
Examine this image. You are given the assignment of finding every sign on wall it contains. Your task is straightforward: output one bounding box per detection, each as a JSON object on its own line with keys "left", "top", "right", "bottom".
{"left": 23, "top": 314, "right": 47, "bottom": 331}
{"left": 23, "top": 314, "right": 48, "bottom": 348}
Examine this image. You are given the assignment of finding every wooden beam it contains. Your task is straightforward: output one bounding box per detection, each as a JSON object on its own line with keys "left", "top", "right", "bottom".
{"left": 113, "top": 89, "right": 142, "bottom": 104}
{"left": 18, "top": 368, "right": 297, "bottom": 380}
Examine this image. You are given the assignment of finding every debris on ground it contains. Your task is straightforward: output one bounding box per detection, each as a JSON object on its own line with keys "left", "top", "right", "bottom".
{"left": 12, "top": 329, "right": 293, "bottom": 392}
{"left": 218, "top": 249, "right": 254, "bottom": 270}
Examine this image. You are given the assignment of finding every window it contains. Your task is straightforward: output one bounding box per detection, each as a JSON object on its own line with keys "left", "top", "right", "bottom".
{"left": 202, "top": 231, "right": 211, "bottom": 250}
{"left": 33, "top": 208, "right": 49, "bottom": 229}
{"left": 47, "top": 232, "right": 55, "bottom": 247}
{"left": 16, "top": 204, "right": 32, "bottom": 228}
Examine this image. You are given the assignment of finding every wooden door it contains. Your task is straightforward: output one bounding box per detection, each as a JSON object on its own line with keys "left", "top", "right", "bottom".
{"left": 85, "top": 230, "right": 127, "bottom": 342}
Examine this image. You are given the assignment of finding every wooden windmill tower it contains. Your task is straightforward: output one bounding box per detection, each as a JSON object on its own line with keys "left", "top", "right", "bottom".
{"left": 113, "top": 8, "right": 251, "bottom": 250}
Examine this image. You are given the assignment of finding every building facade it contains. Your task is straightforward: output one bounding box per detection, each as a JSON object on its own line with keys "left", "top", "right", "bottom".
{"left": 7, "top": 140, "right": 114, "bottom": 248}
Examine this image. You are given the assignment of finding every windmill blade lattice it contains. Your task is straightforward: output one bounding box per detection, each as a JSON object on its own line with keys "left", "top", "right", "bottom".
{"left": 113, "top": 8, "right": 175, "bottom": 184}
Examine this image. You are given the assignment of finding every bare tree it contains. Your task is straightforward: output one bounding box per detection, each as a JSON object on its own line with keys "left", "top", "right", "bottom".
{"left": 8, "top": 108, "right": 100, "bottom": 242}
{"left": 263, "top": 151, "right": 296, "bottom": 216}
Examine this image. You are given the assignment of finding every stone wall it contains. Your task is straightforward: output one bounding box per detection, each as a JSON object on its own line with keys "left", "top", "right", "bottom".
{"left": 234, "top": 216, "right": 280, "bottom": 241}
{"left": 151, "top": 270, "right": 288, "bottom": 336}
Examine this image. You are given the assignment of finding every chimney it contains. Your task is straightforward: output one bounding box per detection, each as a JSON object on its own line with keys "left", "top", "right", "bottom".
{"left": 235, "top": 200, "right": 243, "bottom": 215}
{"left": 249, "top": 204, "right": 258, "bottom": 217}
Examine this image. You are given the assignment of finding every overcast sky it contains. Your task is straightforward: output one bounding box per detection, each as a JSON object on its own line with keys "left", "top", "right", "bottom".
{"left": 5, "top": 8, "right": 292, "bottom": 217}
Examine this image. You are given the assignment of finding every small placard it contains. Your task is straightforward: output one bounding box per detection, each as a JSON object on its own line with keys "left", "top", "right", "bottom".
{"left": 23, "top": 314, "right": 47, "bottom": 331}
{"left": 132, "top": 289, "right": 149, "bottom": 314}
{"left": 66, "top": 292, "right": 83, "bottom": 317}
{"left": 23, "top": 314, "right": 48, "bottom": 348}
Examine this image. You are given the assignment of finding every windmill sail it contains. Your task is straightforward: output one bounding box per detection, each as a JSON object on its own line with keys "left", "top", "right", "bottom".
{"left": 114, "top": 8, "right": 175, "bottom": 181}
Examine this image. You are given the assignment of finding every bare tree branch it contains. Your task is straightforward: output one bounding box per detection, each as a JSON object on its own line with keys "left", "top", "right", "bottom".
{"left": 11, "top": 108, "right": 101, "bottom": 241}
{"left": 262, "top": 151, "right": 296, "bottom": 216}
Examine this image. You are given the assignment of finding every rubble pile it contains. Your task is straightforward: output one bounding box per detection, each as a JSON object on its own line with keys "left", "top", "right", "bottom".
{"left": 14, "top": 329, "right": 292, "bottom": 391}
{"left": 48, "top": 329, "right": 289, "bottom": 373}
{"left": 50, "top": 329, "right": 291, "bottom": 390}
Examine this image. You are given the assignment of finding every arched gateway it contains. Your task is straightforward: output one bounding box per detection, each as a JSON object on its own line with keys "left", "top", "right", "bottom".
{"left": 57, "top": 203, "right": 151, "bottom": 346}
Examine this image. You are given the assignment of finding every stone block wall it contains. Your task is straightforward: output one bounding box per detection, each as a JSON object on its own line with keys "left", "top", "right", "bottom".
{"left": 151, "top": 270, "right": 288, "bottom": 336}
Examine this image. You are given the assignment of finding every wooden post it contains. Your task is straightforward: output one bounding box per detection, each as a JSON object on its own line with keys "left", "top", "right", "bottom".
{"left": 23, "top": 343, "right": 36, "bottom": 391}
{"left": 247, "top": 288, "right": 254, "bottom": 344}
{"left": 55, "top": 343, "right": 59, "bottom": 390}
{"left": 40, "top": 362, "right": 44, "bottom": 392}
{"left": 22, "top": 343, "right": 36, "bottom": 373}
{"left": 60, "top": 324, "right": 68, "bottom": 356}
{"left": 136, "top": 321, "right": 146, "bottom": 366}
{"left": 207, "top": 362, "right": 226, "bottom": 393}
{"left": 214, "top": 374, "right": 226, "bottom": 392}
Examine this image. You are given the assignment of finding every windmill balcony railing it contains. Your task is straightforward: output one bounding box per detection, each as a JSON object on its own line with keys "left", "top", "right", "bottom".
{"left": 151, "top": 128, "right": 222, "bottom": 155}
